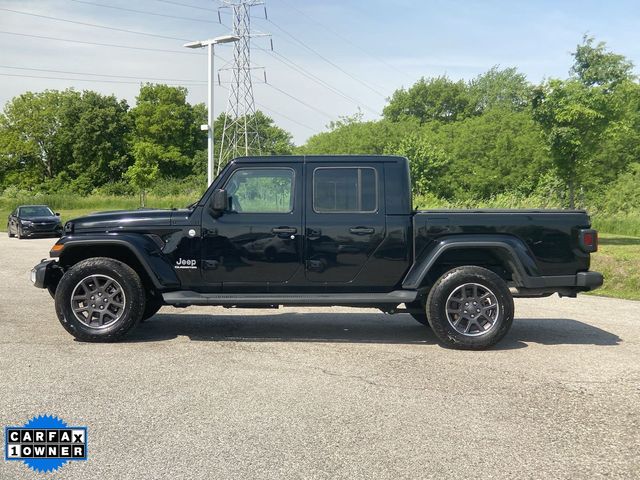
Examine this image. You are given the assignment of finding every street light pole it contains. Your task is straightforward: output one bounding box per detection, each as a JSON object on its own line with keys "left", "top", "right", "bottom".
{"left": 184, "top": 35, "right": 240, "bottom": 187}
{"left": 207, "top": 42, "right": 214, "bottom": 187}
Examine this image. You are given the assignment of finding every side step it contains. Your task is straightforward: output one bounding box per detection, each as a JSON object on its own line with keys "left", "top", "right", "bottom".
{"left": 162, "top": 290, "right": 417, "bottom": 307}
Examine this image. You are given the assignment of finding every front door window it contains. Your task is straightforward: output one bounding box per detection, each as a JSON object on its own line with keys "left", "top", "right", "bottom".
{"left": 226, "top": 168, "right": 294, "bottom": 214}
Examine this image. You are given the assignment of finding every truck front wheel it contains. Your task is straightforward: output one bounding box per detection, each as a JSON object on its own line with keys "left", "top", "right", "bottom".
{"left": 54, "top": 258, "right": 145, "bottom": 342}
{"left": 426, "top": 266, "right": 514, "bottom": 350}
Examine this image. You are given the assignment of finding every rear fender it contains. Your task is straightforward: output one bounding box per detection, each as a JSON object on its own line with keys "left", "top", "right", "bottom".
{"left": 402, "top": 234, "right": 539, "bottom": 289}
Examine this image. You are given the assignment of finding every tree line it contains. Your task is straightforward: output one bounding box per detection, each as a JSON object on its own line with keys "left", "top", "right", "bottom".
{"left": 0, "top": 84, "right": 293, "bottom": 205}
{"left": 1, "top": 36, "right": 638, "bottom": 212}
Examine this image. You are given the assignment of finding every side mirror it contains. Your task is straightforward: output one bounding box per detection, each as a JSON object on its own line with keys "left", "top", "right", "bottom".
{"left": 55, "top": 212, "right": 60, "bottom": 216}
{"left": 210, "top": 189, "right": 228, "bottom": 216}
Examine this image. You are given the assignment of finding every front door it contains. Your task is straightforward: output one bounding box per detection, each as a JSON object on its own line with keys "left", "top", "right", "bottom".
{"left": 305, "top": 163, "right": 386, "bottom": 284}
{"left": 201, "top": 164, "right": 303, "bottom": 291}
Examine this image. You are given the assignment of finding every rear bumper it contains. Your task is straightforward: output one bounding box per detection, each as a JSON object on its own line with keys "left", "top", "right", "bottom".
{"left": 31, "top": 259, "right": 62, "bottom": 289}
{"left": 576, "top": 271, "right": 604, "bottom": 289}
{"left": 514, "top": 271, "right": 603, "bottom": 297}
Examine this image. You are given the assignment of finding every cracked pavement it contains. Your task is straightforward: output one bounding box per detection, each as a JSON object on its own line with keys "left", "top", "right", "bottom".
{"left": 1, "top": 236, "right": 639, "bottom": 479}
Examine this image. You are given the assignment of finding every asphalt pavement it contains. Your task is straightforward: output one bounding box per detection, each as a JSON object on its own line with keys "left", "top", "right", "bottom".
{"left": 0, "top": 236, "right": 639, "bottom": 479}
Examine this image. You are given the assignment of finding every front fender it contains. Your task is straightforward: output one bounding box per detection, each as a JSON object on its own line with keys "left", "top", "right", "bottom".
{"left": 52, "top": 233, "right": 181, "bottom": 290}
{"left": 402, "top": 234, "right": 540, "bottom": 289}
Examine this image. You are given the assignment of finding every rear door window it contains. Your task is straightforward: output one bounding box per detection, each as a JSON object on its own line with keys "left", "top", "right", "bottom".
{"left": 313, "top": 167, "right": 377, "bottom": 213}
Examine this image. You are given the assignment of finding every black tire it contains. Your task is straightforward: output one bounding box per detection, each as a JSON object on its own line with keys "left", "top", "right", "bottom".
{"left": 141, "top": 298, "right": 163, "bottom": 322}
{"left": 16, "top": 226, "right": 22, "bottom": 239}
{"left": 426, "top": 266, "right": 514, "bottom": 350}
{"left": 7, "top": 225, "right": 13, "bottom": 238}
{"left": 55, "top": 257, "right": 145, "bottom": 342}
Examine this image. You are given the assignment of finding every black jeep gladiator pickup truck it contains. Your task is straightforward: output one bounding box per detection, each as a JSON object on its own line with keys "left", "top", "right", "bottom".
{"left": 31, "top": 155, "right": 603, "bottom": 349}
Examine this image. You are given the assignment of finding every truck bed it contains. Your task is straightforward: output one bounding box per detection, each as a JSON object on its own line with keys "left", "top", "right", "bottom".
{"left": 413, "top": 210, "right": 592, "bottom": 277}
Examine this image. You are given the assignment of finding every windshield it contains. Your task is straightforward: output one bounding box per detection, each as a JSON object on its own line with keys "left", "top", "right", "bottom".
{"left": 19, "top": 206, "right": 54, "bottom": 218}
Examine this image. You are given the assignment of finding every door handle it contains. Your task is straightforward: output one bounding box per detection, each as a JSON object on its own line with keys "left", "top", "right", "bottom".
{"left": 272, "top": 227, "right": 297, "bottom": 235}
{"left": 203, "top": 260, "right": 219, "bottom": 270}
{"left": 349, "top": 226, "right": 375, "bottom": 235}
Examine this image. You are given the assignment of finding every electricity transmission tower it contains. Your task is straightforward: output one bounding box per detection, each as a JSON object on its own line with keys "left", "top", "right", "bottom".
{"left": 217, "top": 0, "right": 267, "bottom": 173}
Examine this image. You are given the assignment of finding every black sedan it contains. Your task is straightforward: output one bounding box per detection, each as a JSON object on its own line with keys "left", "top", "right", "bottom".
{"left": 7, "top": 205, "right": 63, "bottom": 239}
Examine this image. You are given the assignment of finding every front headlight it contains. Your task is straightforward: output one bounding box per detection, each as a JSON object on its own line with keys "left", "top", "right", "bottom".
{"left": 21, "top": 220, "right": 33, "bottom": 226}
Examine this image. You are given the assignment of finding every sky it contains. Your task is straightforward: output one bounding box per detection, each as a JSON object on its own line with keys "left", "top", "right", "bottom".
{"left": 1, "top": 0, "right": 639, "bottom": 145}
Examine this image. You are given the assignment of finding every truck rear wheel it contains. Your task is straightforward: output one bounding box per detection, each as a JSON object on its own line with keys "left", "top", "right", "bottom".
{"left": 55, "top": 257, "right": 145, "bottom": 342}
{"left": 426, "top": 266, "right": 513, "bottom": 350}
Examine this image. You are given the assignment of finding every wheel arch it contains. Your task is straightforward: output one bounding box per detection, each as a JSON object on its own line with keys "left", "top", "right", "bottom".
{"left": 403, "top": 235, "right": 539, "bottom": 291}
{"left": 55, "top": 236, "right": 181, "bottom": 293}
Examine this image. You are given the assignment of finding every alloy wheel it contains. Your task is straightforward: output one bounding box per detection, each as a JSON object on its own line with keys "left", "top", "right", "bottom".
{"left": 445, "top": 283, "right": 500, "bottom": 336}
{"left": 70, "top": 274, "right": 126, "bottom": 329}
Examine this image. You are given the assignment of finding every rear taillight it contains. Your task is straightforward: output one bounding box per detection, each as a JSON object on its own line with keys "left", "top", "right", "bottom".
{"left": 579, "top": 229, "right": 598, "bottom": 253}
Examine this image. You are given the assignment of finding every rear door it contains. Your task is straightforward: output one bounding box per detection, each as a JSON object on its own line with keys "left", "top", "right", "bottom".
{"left": 304, "top": 162, "right": 385, "bottom": 284}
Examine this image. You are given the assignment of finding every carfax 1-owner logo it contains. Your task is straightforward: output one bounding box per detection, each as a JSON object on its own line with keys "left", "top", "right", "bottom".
{"left": 4, "top": 415, "right": 88, "bottom": 473}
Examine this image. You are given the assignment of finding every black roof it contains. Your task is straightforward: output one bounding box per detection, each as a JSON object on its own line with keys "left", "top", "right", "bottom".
{"left": 232, "top": 155, "right": 407, "bottom": 164}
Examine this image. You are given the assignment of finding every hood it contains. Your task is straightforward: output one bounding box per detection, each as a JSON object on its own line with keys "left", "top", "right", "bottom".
{"left": 22, "top": 216, "right": 60, "bottom": 223}
{"left": 68, "top": 209, "right": 176, "bottom": 233}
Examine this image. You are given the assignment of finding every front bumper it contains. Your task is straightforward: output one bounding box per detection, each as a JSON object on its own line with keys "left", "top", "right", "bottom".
{"left": 22, "top": 225, "right": 63, "bottom": 237}
{"left": 31, "top": 259, "right": 62, "bottom": 289}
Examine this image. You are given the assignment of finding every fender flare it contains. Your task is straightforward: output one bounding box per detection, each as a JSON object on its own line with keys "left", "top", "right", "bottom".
{"left": 54, "top": 234, "right": 181, "bottom": 290}
{"left": 402, "top": 234, "right": 540, "bottom": 289}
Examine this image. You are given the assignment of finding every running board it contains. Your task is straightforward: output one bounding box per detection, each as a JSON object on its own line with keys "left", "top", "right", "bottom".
{"left": 162, "top": 290, "right": 417, "bottom": 307}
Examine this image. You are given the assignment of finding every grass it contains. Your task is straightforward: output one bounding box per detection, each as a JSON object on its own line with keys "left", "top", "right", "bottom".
{"left": 591, "top": 214, "right": 640, "bottom": 238}
{"left": 1, "top": 193, "right": 638, "bottom": 302}
{"left": 589, "top": 233, "right": 640, "bottom": 301}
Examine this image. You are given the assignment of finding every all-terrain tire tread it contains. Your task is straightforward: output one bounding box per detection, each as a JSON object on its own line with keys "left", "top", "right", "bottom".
{"left": 55, "top": 257, "right": 145, "bottom": 342}
{"left": 426, "top": 266, "right": 514, "bottom": 350}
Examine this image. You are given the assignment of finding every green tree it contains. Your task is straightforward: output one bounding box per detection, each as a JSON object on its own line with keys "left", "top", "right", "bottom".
{"left": 67, "top": 91, "right": 131, "bottom": 192}
{"left": 532, "top": 79, "right": 607, "bottom": 207}
{"left": 571, "top": 35, "right": 634, "bottom": 87}
{"left": 300, "top": 118, "right": 420, "bottom": 155}
{"left": 599, "top": 163, "right": 640, "bottom": 213}
{"left": 129, "top": 84, "right": 203, "bottom": 178}
{"left": 0, "top": 89, "right": 132, "bottom": 193}
{"left": 468, "top": 66, "right": 532, "bottom": 113}
{"left": 434, "top": 108, "right": 550, "bottom": 200}
{"left": 533, "top": 38, "right": 635, "bottom": 207}
{"left": 383, "top": 133, "right": 449, "bottom": 197}
{"left": 383, "top": 76, "right": 474, "bottom": 123}
{"left": 0, "top": 90, "right": 80, "bottom": 187}
{"left": 125, "top": 141, "right": 161, "bottom": 206}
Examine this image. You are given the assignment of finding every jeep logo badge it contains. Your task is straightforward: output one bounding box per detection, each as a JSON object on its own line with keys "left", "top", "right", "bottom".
{"left": 175, "top": 258, "right": 197, "bottom": 270}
